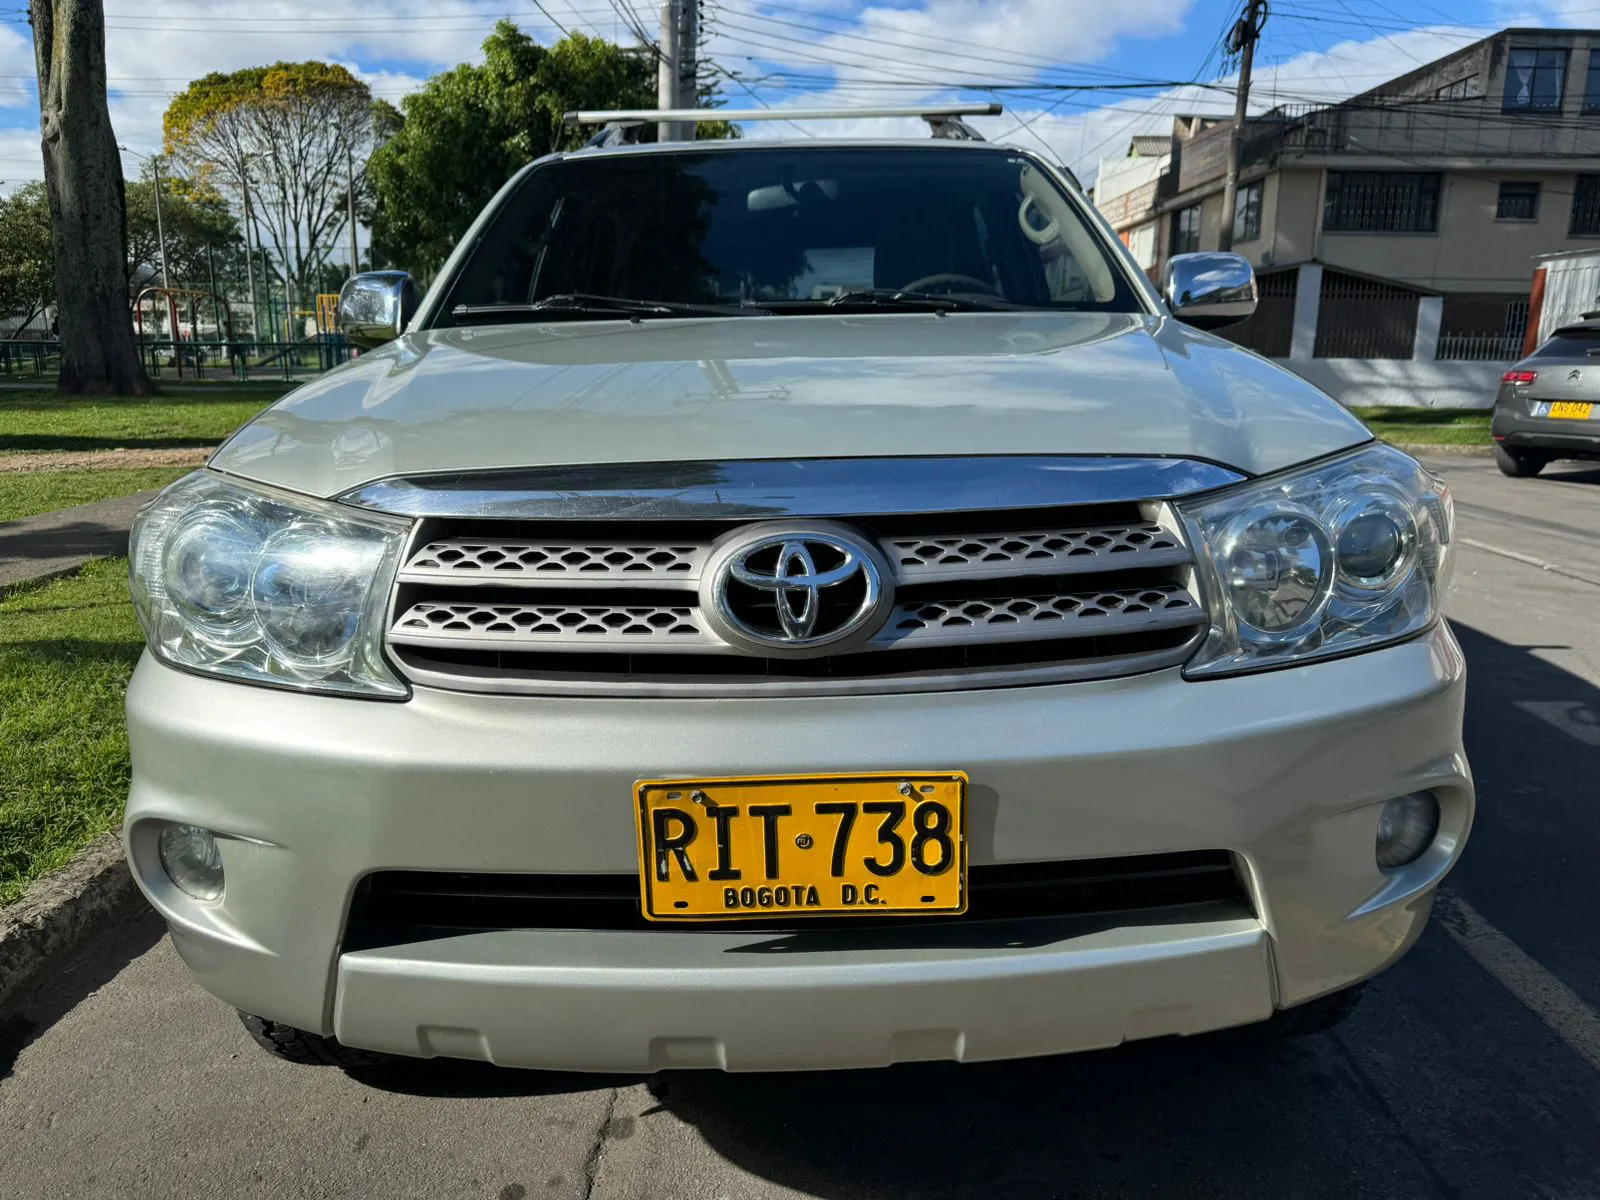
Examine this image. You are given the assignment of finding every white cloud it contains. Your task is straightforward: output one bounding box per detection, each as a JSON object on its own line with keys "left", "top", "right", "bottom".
{"left": 0, "top": 0, "right": 578, "bottom": 178}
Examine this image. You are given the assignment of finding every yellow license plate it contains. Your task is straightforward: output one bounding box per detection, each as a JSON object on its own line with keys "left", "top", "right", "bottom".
{"left": 634, "top": 772, "right": 967, "bottom": 921}
{"left": 1550, "top": 401, "right": 1595, "bottom": 420}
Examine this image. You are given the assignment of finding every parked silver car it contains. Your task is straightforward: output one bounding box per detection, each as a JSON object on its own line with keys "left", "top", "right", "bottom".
{"left": 1491, "top": 318, "right": 1600, "bottom": 477}
{"left": 124, "top": 127, "right": 1470, "bottom": 1073}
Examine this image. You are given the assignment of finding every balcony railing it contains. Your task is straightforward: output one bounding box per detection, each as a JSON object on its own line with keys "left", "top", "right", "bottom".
{"left": 1242, "top": 100, "right": 1600, "bottom": 165}
{"left": 1435, "top": 333, "right": 1525, "bottom": 362}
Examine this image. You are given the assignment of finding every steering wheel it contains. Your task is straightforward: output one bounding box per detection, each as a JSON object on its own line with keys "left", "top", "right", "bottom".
{"left": 897, "top": 273, "right": 999, "bottom": 296}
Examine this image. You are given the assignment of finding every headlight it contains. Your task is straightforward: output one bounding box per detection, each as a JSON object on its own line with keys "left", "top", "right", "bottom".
{"left": 1179, "top": 444, "right": 1453, "bottom": 678}
{"left": 129, "top": 472, "right": 411, "bottom": 697}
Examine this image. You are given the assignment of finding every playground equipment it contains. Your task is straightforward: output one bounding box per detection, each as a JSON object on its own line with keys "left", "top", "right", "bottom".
{"left": 133, "top": 286, "right": 235, "bottom": 380}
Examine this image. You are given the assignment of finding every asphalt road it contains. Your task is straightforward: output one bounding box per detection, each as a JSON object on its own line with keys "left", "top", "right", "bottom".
{"left": 3, "top": 453, "right": 1599, "bottom": 1200}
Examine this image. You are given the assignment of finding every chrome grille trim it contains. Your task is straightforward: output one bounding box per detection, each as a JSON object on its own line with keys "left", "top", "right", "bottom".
{"left": 875, "top": 586, "right": 1202, "bottom": 648}
{"left": 375, "top": 457, "right": 1222, "bottom": 695}
{"left": 389, "top": 634, "right": 1205, "bottom": 699}
{"left": 389, "top": 584, "right": 1204, "bottom": 654}
{"left": 887, "top": 522, "right": 1189, "bottom": 583}
{"left": 397, "top": 521, "right": 1191, "bottom": 591}
{"left": 391, "top": 601, "right": 712, "bottom": 652}
{"left": 343, "top": 456, "right": 1246, "bottom": 519}
{"left": 399, "top": 539, "right": 707, "bottom": 587}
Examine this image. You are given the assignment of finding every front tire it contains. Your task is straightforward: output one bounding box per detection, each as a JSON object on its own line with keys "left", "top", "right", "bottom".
{"left": 238, "top": 1011, "right": 395, "bottom": 1068}
{"left": 1495, "top": 445, "right": 1550, "bottom": 478}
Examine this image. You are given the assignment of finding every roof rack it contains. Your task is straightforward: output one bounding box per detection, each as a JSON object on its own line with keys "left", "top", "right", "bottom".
{"left": 564, "top": 103, "right": 1003, "bottom": 148}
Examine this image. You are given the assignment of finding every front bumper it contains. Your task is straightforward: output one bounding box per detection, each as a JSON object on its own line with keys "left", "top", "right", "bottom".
{"left": 124, "top": 624, "right": 1472, "bottom": 1072}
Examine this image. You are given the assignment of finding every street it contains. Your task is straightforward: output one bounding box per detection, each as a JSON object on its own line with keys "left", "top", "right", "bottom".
{"left": 2, "top": 452, "right": 1598, "bottom": 1200}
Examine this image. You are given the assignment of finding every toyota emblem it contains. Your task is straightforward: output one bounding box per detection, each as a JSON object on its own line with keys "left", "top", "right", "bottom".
{"left": 702, "top": 523, "right": 891, "bottom": 657}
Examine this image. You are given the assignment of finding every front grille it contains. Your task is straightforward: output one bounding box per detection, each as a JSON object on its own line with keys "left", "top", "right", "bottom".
{"left": 385, "top": 501, "right": 1207, "bottom": 695}
{"left": 346, "top": 851, "right": 1247, "bottom": 945}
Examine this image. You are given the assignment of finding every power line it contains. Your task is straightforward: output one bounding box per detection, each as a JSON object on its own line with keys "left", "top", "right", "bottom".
{"left": 529, "top": 1, "right": 574, "bottom": 38}
{"left": 705, "top": 2, "right": 1192, "bottom": 86}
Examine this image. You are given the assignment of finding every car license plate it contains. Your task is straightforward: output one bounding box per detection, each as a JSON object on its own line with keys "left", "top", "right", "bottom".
{"left": 1548, "top": 401, "right": 1595, "bottom": 420}
{"left": 634, "top": 773, "right": 967, "bottom": 921}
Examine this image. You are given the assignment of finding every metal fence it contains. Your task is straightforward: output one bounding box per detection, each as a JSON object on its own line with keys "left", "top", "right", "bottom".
{"left": 1314, "top": 271, "right": 1420, "bottom": 359}
{"left": 1241, "top": 100, "right": 1600, "bottom": 166}
{"left": 0, "top": 340, "right": 62, "bottom": 377}
{"left": 139, "top": 337, "right": 354, "bottom": 380}
{"left": 1216, "top": 267, "right": 1298, "bottom": 358}
{"left": 0, "top": 337, "right": 354, "bottom": 381}
{"left": 1435, "top": 333, "right": 1525, "bottom": 362}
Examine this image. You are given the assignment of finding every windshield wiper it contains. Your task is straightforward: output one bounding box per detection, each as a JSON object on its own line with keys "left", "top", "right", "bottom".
{"left": 452, "top": 294, "right": 770, "bottom": 322}
{"left": 761, "top": 289, "right": 1022, "bottom": 313}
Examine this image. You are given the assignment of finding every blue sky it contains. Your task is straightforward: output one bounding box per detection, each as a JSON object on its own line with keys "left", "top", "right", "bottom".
{"left": 0, "top": 0, "right": 1591, "bottom": 198}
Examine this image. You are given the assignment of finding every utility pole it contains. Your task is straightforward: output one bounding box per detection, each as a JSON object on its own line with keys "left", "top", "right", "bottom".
{"left": 345, "top": 139, "right": 360, "bottom": 277}
{"left": 658, "top": 0, "right": 681, "bottom": 142}
{"left": 239, "top": 167, "right": 259, "bottom": 344}
{"left": 1217, "top": 0, "right": 1267, "bottom": 253}
{"left": 677, "top": 0, "right": 696, "bottom": 141}
{"left": 657, "top": 0, "right": 696, "bottom": 142}
{"left": 149, "top": 154, "right": 170, "bottom": 287}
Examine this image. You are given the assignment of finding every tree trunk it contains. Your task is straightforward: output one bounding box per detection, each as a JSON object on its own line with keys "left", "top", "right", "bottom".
{"left": 31, "top": 0, "right": 155, "bottom": 395}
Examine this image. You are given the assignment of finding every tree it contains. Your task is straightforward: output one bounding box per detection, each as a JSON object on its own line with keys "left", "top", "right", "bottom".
{"left": 0, "top": 183, "right": 56, "bottom": 335}
{"left": 369, "top": 24, "right": 732, "bottom": 275}
{"left": 124, "top": 167, "right": 243, "bottom": 295}
{"left": 164, "top": 62, "right": 375, "bottom": 313}
{"left": 30, "top": 0, "right": 155, "bottom": 393}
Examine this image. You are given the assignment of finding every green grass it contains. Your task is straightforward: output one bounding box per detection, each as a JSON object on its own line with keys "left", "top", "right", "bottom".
{"left": 0, "top": 383, "right": 289, "bottom": 453}
{"left": 1351, "top": 406, "right": 1493, "bottom": 446}
{"left": 0, "top": 467, "right": 193, "bottom": 524}
{"left": 0, "top": 558, "right": 143, "bottom": 907}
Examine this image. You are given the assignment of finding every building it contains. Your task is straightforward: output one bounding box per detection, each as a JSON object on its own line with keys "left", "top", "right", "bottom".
{"left": 1091, "top": 132, "right": 1181, "bottom": 274}
{"left": 1094, "top": 27, "right": 1600, "bottom": 398}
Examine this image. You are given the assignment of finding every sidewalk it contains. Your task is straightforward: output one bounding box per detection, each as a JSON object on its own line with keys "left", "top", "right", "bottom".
{"left": 0, "top": 490, "right": 155, "bottom": 592}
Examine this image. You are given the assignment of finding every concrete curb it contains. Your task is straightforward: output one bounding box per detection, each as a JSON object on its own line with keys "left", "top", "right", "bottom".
{"left": 0, "top": 833, "right": 140, "bottom": 1018}
{"left": 0, "top": 561, "right": 88, "bottom": 599}
{"left": 1388, "top": 442, "right": 1493, "bottom": 457}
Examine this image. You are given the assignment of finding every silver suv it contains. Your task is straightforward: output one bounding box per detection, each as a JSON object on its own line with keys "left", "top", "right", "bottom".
{"left": 125, "top": 123, "right": 1471, "bottom": 1073}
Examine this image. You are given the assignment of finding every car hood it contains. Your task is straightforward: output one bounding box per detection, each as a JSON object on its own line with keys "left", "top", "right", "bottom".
{"left": 212, "top": 312, "right": 1371, "bottom": 498}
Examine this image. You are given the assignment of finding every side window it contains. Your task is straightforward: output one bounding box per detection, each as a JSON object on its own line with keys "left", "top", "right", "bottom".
{"left": 1232, "top": 182, "right": 1263, "bottom": 242}
{"left": 1171, "top": 205, "right": 1201, "bottom": 254}
{"left": 1496, "top": 181, "right": 1541, "bottom": 221}
{"left": 1503, "top": 48, "right": 1567, "bottom": 111}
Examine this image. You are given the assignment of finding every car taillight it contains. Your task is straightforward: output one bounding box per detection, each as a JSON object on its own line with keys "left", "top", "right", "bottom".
{"left": 1502, "top": 369, "right": 1538, "bottom": 384}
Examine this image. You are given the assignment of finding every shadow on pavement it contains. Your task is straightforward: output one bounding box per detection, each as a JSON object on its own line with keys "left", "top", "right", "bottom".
{"left": 1542, "top": 461, "right": 1600, "bottom": 485}
{"left": 1448, "top": 620, "right": 1600, "bottom": 1005}
{"left": 346, "top": 1057, "right": 622, "bottom": 1099}
{"left": 0, "top": 905, "right": 166, "bottom": 1081}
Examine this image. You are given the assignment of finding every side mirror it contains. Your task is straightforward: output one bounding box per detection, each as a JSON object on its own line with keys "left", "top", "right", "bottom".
{"left": 337, "top": 271, "right": 419, "bottom": 349}
{"left": 1162, "top": 252, "right": 1258, "bottom": 329}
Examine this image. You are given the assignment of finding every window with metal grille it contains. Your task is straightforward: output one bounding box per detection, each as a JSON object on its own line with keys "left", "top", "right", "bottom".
{"left": 1496, "top": 181, "right": 1541, "bottom": 220}
{"left": 1503, "top": 48, "right": 1567, "bottom": 111}
{"left": 1573, "top": 175, "right": 1600, "bottom": 236}
{"left": 1588, "top": 54, "right": 1600, "bottom": 110}
{"left": 1323, "top": 172, "right": 1440, "bottom": 233}
{"left": 1171, "top": 204, "right": 1201, "bottom": 254}
{"left": 1232, "top": 181, "right": 1263, "bottom": 242}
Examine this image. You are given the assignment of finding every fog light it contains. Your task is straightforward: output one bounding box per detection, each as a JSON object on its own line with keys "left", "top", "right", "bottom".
{"left": 1375, "top": 792, "right": 1439, "bottom": 869}
{"left": 157, "top": 823, "right": 225, "bottom": 900}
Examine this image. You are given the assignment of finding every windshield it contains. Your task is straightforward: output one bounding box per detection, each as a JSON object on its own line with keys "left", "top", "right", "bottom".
{"left": 435, "top": 146, "right": 1144, "bottom": 323}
